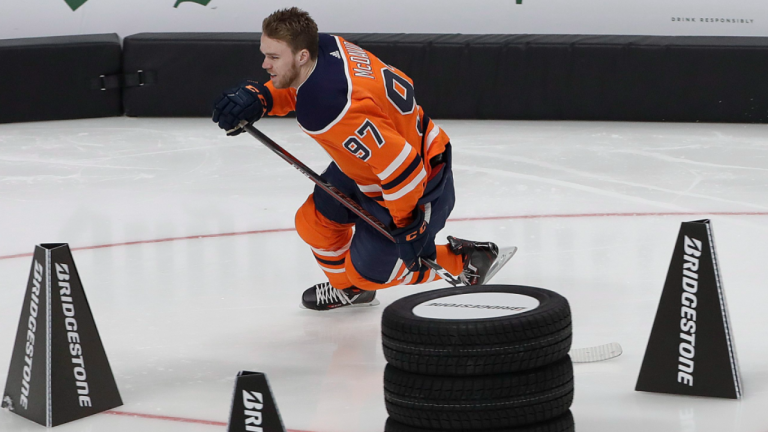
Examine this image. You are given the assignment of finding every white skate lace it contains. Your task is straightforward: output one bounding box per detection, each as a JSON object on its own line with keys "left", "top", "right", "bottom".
{"left": 460, "top": 261, "right": 481, "bottom": 286}
{"left": 459, "top": 271, "right": 478, "bottom": 286}
{"left": 315, "top": 282, "right": 354, "bottom": 305}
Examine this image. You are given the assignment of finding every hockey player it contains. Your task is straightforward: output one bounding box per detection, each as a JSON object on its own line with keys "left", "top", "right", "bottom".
{"left": 213, "top": 7, "right": 501, "bottom": 310}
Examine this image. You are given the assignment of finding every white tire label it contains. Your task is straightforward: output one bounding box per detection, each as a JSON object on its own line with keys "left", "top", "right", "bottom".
{"left": 412, "top": 292, "right": 540, "bottom": 319}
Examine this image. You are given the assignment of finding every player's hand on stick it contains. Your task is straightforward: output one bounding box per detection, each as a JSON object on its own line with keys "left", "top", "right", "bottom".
{"left": 212, "top": 80, "right": 273, "bottom": 136}
{"left": 391, "top": 208, "right": 436, "bottom": 273}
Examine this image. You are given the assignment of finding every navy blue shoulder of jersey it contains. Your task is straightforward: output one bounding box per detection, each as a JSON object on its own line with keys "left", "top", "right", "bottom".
{"left": 296, "top": 33, "right": 349, "bottom": 133}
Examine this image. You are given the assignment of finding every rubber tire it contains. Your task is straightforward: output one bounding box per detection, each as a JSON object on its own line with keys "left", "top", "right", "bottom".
{"left": 384, "top": 355, "right": 573, "bottom": 402}
{"left": 384, "top": 359, "right": 574, "bottom": 430}
{"left": 384, "top": 410, "right": 575, "bottom": 432}
{"left": 382, "top": 285, "right": 571, "bottom": 375}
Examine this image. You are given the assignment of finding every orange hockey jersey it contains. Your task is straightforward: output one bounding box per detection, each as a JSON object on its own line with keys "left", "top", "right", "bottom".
{"left": 264, "top": 34, "right": 451, "bottom": 228}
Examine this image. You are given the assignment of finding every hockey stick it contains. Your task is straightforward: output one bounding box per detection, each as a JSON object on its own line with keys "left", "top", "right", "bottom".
{"left": 570, "top": 342, "right": 622, "bottom": 363}
{"left": 242, "top": 123, "right": 462, "bottom": 287}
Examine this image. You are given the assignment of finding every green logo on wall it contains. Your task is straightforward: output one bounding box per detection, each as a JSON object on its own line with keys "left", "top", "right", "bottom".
{"left": 64, "top": 0, "right": 212, "bottom": 11}
{"left": 64, "top": 0, "right": 88, "bottom": 11}
{"left": 174, "top": 0, "right": 212, "bottom": 7}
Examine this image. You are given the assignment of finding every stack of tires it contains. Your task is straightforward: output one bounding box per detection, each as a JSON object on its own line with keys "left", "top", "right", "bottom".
{"left": 381, "top": 285, "right": 575, "bottom": 432}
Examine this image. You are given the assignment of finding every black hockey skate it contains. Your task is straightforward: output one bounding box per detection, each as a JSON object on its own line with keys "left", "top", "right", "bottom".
{"left": 447, "top": 236, "right": 516, "bottom": 285}
{"left": 301, "top": 282, "right": 379, "bottom": 310}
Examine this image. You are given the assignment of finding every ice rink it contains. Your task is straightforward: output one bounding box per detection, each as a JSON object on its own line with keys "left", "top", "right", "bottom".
{"left": 1, "top": 116, "right": 767, "bottom": 431}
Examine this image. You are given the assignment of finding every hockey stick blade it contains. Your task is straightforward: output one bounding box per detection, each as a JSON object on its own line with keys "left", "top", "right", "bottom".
{"left": 569, "top": 342, "right": 623, "bottom": 363}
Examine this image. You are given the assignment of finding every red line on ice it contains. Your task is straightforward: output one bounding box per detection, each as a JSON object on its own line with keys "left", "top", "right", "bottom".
{"left": 1, "top": 211, "right": 766, "bottom": 262}
{"left": 103, "top": 410, "right": 227, "bottom": 426}
{"left": 103, "top": 409, "right": 313, "bottom": 431}
{"left": 0, "top": 228, "right": 295, "bottom": 261}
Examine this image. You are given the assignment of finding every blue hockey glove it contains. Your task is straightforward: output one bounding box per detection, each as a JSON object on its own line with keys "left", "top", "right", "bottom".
{"left": 391, "top": 209, "right": 436, "bottom": 273}
{"left": 212, "top": 80, "right": 273, "bottom": 136}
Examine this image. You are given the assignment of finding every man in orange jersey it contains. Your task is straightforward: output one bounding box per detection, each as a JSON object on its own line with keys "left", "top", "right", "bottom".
{"left": 213, "top": 7, "right": 502, "bottom": 310}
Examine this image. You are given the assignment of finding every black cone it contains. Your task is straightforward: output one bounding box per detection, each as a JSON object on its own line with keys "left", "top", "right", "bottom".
{"left": 227, "top": 371, "right": 286, "bottom": 432}
{"left": 3, "top": 243, "right": 122, "bottom": 427}
{"left": 636, "top": 220, "right": 742, "bottom": 399}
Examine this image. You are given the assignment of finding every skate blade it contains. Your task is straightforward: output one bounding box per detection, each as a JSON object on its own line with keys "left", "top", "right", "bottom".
{"left": 299, "top": 299, "right": 381, "bottom": 310}
{"left": 483, "top": 246, "right": 518, "bottom": 284}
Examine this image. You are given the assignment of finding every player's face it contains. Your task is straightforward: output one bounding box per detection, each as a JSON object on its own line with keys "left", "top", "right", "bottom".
{"left": 260, "top": 35, "right": 301, "bottom": 89}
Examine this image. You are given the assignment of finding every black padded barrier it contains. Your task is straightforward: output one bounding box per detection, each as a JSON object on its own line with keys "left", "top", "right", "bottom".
{"left": 123, "top": 33, "right": 768, "bottom": 123}
{"left": 122, "top": 33, "right": 271, "bottom": 117}
{"left": 348, "top": 34, "right": 768, "bottom": 123}
{"left": 0, "top": 34, "right": 122, "bottom": 124}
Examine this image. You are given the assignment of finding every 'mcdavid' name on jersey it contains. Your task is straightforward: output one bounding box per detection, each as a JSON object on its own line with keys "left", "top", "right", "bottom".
{"left": 56, "top": 263, "right": 93, "bottom": 408}
{"left": 678, "top": 236, "right": 701, "bottom": 387}
{"left": 343, "top": 42, "right": 375, "bottom": 79}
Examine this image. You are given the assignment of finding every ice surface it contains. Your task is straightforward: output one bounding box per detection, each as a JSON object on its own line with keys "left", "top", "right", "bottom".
{"left": 1, "top": 117, "right": 767, "bottom": 431}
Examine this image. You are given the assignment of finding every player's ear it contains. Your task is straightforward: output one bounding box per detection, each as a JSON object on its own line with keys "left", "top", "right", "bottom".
{"left": 298, "top": 49, "right": 310, "bottom": 66}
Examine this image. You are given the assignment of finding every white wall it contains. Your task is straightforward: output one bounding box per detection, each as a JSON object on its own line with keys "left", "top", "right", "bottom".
{"left": 1, "top": 0, "right": 766, "bottom": 40}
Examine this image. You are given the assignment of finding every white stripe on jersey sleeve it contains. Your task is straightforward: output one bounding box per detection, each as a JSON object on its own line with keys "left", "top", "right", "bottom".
{"left": 382, "top": 167, "right": 426, "bottom": 201}
{"left": 425, "top": 125, "right": 441, "bottom": 154}
{"left": 377, "top": 144, "right": 412, "bottom": 181}
{"left": 357, "top": 183, "right": 383, "bottom": 193}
